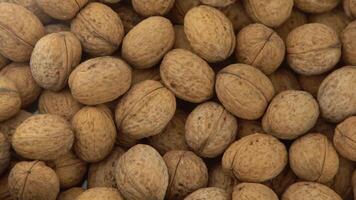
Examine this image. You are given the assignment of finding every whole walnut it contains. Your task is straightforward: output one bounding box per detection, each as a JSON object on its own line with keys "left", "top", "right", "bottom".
{"left": 71, "top": 2, "right": 124, "bottom": 56}
{"left": 0, "top": 110, "right": 32, "bottom": 141}
{"left": 232, "top": 183, "right": 278, "bottom": 200}
{"left": 221, "top": 1, "right": 252, "bottom": 31}
{"left": 0, "top": 3, "right": 45, "bottom": 62}
{"left": 341, "top": 20, "right": 356, "bottom": 65}
{"left": 200, "top": 0, "right": 236, "bottom": 7}
{"left": 344, "top": 0, "right": 356, "bottom": 18}
{"left": 275, "top": 9, "right": 307, "bottom": 42}
{"left": 115, "top": 80, "right": 176, "bottom": 139}
{"left": 0, "top": 76, "right": 21, "bottom": 121}
{"left": 69, "top": 56, "right": 132, "bottom": 105}
{"left": 282, "top": 182, "right": 342, "bottom": 200}
{"left": 237, "top": 119, "right": 264, "bottom": 139}
{"left": 1, "top": 63, "right": 41, "bottom": 107}
{"left": 122, "top": 16, "right": 174, "bottom": 69}
{"left": 160, "top": 49, "right": 215, "bottom": 103}
{"left": 309, "top": 9, "right": 351, "bottom": 36}
{"left": 216, "top": 64, "right": 275, "bottom": 120}
{"left": 222, "top": 133, "right": 287, "bottom": 182}
{"left": 185, "top": 101, "right": 238, "bottom": 158}
{"left": 286, "top": 23, "right": 341, "bottom": 75}
{"left": 209, "top": 164, "right": 239, "bottom": 194}
{"left": 169, "top": 0, "right": 200, "bottom": 24}
{"left": 30, "top": 32, "right": 82, "bottom": 91}
{"left": 114, "top": 5, "right": 142, "bottom": 33}
{"left": 298, "top": 74, "right": 326, "bottom": 98}
{"left": 173, "top": 25, "right": 193, "bottom": 51}
{"left": 184, "top": 5, "right": 235, "bottom": 63}
{"left": 184, "top": 187, "right": 230, "bottom": 200}
{"left": 58, "top": 187, "right": 85, "bottom": 200}
{"left": 236, "top": 23, "right": 285, "bottom": 75}
{"left": 333, "top": 116, "right": 356, "bottom": 161}
{"left": 132, "top": 0, "right": 175, "bottom": 16}
{"left": 45, "top": 24, "right": 70, "bottom": 34}
{"left": 262, "top": 90, "right": 319, "bottom": 140}
{"left": 268, "top": 68, "right": 300, "bottom": 94}
{"left": 0, "top": 132, "right": 10, "bottom": 175}
{"left": 163, "top": 150, "right": 208, "bottom": 200}
{"left": 294, "top": 0, "right": 340, "bottom": 13}
{"left": 72, "top": 105, "right": 116, "bottom": 162}
{"left": 115, "top": 144, "right": 169, "bottom": 200}
{"left": 289, "top": 133, "right": 339, "bottom": 183}
{"left": 264, "top": 165, "right": 298, "bottom": 197}
{"left": 132, "top": 67, "right": 160, "bottom": 85}
{"left": 242, "top": 0, "right": 294, "bottom": 27}
{"left": 12, "top": 114, "right": 74, "bottom": 160}
{"left": 36, "top": 0, "right": 87, "bottom": 20}
{"left": 76, "top": 187, "right": 124, "bottom": 200}
{"left": 8, "top": 161, "right": 60, "bottom": 200}
{"left": 318, "top": 66, "right": 356, "bottom": 123}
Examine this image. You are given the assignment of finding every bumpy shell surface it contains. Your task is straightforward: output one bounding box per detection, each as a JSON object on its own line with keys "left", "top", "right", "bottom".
{"left": 200, "top": 0, "right": 235, "bottom": 7}
{"left": 221, "top": 1, "right": 252, "bottom": 32}
{"left": 334, "top": 116, "right": 356, "bottom": 161}
{"left": 132, "top": 0, "right": 175, "bottom": 16}
{"left": 169, "top": 0, "right": 200, "bottom": 24}
{"left": 114, "top": 5, "right": 142, "bottom": 33}
{"left": 222, "top": 133, "right": 287, "bottom": 182}
{"left": 160, "top": 49, "right": 215, "bottom": 103}
{"left": 309, "top": 9, "right": 351, "bottom": 36}
{"left": 341, "top": 21, "right": 356, "bottom": 65}
{"left": 0, "top": 3, "right": 45, "bottom": 62}
{"left": 275, "top": 9, "right": 307, "bottom": 42}
{"left": 0, "top": 110, "right": 31, "bottom": 141}
{"left": 298, "top": 74, "right": 326, "bottom": 97}
{"left": 69, "top": 56, "right": 132, "bottom": 105}
{"left": 0, "top": 132, "right": 10, "bottom": 175}
{"left": 236, "top": 23, "right": 285, "bottom": 75}
{"left": 45, "top": 24, "right": 70, "bottom": 34}
{"left": 115, "top": 144, "right": 169, "bottom": 200}
{"left": 8, "top": 161, "right": 60, "bottom": 200}
{"left": 72, "top": 105, "right": 116, "bottom": 162}
{"left": 12, "top": 114, "right": 74, "bottom": 160}
{"left": 173, "top": 25, "right": 193, "bottom": 51}
{"left": 282, "top": 182, "right": 342, "bottom": 200}
{"left": 344, "top": 0, "right": 356, "bottom": 18}
{"left": 30, "top": 31, "right": 82, "bottom": 91}
{"left": 115, "top": 80, "right": 176, "bottom": 139}
{"left": 163, "top": 150, "right": 208, "bottom": 200}
{"left": 58, "top": 187, "right": 85, "bottom": 200}
{"left": 71, "top": 2, "right": 124, "bottom": 56}
{"left": 268, "top": 68, "right": 300, "bottom": 94}
{"left": 122, "top": 16, "right": 174, "bottom": 69}
{"left": 76, "top": 187, "right": 124, "bottom": 200}
{"left": 216, "top": 64, "right": 275, "bottom": 120}
{"left": 36, "top": 0, "right": 87, "bottom": 20}
{"left": 232, "top": 183, "right": 278, "bottom": 200}
{"left": 132, "top": 67, "right": 160, "bottom": 85}
{"left": 237, "top": 119, "right": 264, "bottom": 139}
{"left": 262, "top": 90, "right": 319, "bottom": 140}
{"left": 0, "top": 76, "right": 21, "bottom": 121}
{"left": 294, "top": 0, "right": 340, "bottom": 13}
{"left": 184, "top": 187, "right": 229, "bottom": 200}
{"left": 208, "top": 164, "right": 238, "bottom": 194}
{"left": 286, "top": 23, "right": 341, "bottom": 75}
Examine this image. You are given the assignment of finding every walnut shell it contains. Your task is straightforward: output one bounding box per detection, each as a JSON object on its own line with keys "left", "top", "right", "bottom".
{"left": 208, "top": 164, "right": 239, "bottom": 194}
{"left": 184, "top": 187, "right": 230, "bottom": 200}
{"left": 232, "top": 183, "right": 278, "bottom": 200}
{"left": 173, "top": 25, "right": 193, "bottom": 51}
{"left": 237, "top": 119, "right": 264, "bottom": 139}
{"left": 221, "top": 1, "right": 252, "bottom": 32}
{"left": 185, "top": 101, "right": 237, "bottom": 158}
{"left": 286, "top": 23, "right": 341, "bottom": 75}
{"left": 275, "top": 9, "right": 307, "bottom": 42}
{"left": 76, "top": 187, "right": 124, "bottom": 200}
{"left": 36, "top": 0, "right": 87, "bottom": 20}
{"left": 0, "top": 76, "right": 21, "bottom": 121}
{"left": 344, "top": 0, "right": 356, "bottom": 19}
{"left": 72, "top": 105, "right": 116, "bottom": 162}
{"left": 268, "top": 68, "right": 300, "bottom": 94}
{"left": 69, "top": 56, "right": 132, "bottom": 105}
{"left": 341, "top": 20, "right": 356, "bottom": 65}
{"left": 0, "top": 3, "right": 45, "bottom": 62}
{"left": 45, "top": 24, "right": 70, "bottom": 34}
{"left": 131, "top": 67, "right": 160, "bottom": 85}
{"left": 132, "top": 0, "right": 175, "bottom": 16}
{"left": 163, "top": 150, "right": 208, "bottom": 200}
{"left": 8, "top": 161, "right": 60, "bottom": 200}
{"left": 236, "top": 23, "right": 285, "bottom": 75}
{"left": 115, "top": 144, "right": 169, "bottom": 200}
{"left": 309, "top": 9, "right": 351, "bottom": 36}
{"left": 333, "top": 116, "right": 356, "bottom": 161}
{"left": 262, "top": 90, "right": 319, "bottom": 140}
{"left": 184, "top": 5, "right": 235, "bottom": 63}
{"left": 12, "top": 114, "right": 74, "bottom": 160}
{"left": 115, "top": 80, "right": 176, "bottom": 139}
{"left": 282, "top": 182, "right": 342, "bottom": 200}
{"left": 216, "top": 64, "right": 275, "bottom": 120}
{"left": 222, "top": 133, "right": 287, "bottom": 182}
{"left": 122, "top": 16, "right": 174, "bottom": 69}
{"left": 0, "top": 132, "right": 10, "bottom": 175}
{"left": 298, "top": 74, "right": 326, "bottom": 97}
{"left": 168, "top": 0, "right": 200, "bottom": 24}
{"left": 200, "top": 0, "right": 235, "bottom": 7}
{"left": 0, "top": 110, "right": 32, "bottom": 142}
{"left": 71, "top": 2, "right": 124, "bottom": 56}
{"left": 114, "top": 5, "right": 143, "bottom": 33}
{"left": 58, "top": 187, "right": 85, "bottom": 200}
{"left": 294, "top": 0, "right": 340, "bottom": 13}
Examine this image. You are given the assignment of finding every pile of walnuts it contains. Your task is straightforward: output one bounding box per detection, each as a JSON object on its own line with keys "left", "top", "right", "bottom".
{"left": 0, "top": 0, "right": 356, "bottom": 200}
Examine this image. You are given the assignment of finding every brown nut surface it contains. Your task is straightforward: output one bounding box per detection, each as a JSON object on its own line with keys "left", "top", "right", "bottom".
{"left": 344, "top": 0, "right": 356, "bottom": 18}
{"left": 221, "top": 1, "right": 252, "bottom": 32}
{"left": 341, "top": 20, "right": 356, "bottom": 65}
{"left": 173, "top": 25, "right": 193, "bottom": 51}
{"left": 36, "top": 0, "right": 87, "bottom": 20}
{"left": 237, "top": 119, "right": 264, "bottom": 139}
{"left": 200, "top": 0, "right": 235, "bottom": 7}
{"left": 286, "top": 23, "right": 341, "bottom": 75}
{"left": 208, "top": 164, "right": 239, "bottom": 194}
{"left": 122, "top": 16, "right": 174, "bottom": 69}
{"left": 334, "top": 116, "right": 356, "bottom": 161}
{"left": 236, "top": 23, "right": 285, "bottom": 75}
{"left": 185, "top": 101, "right": 238, "bottom": 158}
{"left": 268, "top": 68, "right": 300, "bottom": 94}
{"left": 115, "top": 144, "right": 169, "bottom": 200}
{"left": 58, "top": 187, "right": 85, "bottom": 200}
{"left": 222, "top": 133, "right": 287, "bottom": 182}
{"left": 69, "top": 56, "right": 132, "bottom": 105}
{"left": 216, "top": 64, "right": 275, "bottom": 120}
{"left": 0, "top": 132, "right": 10, "bottom": 175}
{"left": 232, "top": 183, "right": 278, "bottom": 200}
{"left": 184, "top": 187, "right": 230, "bottom": 200}
{"left": 262, "top": 90, "right": 319, "bottom": 140}
{"left": 132, "top": 0, "right": 175, "bottom": 16}
{"left": 0, "top": 110, "right": 32, "bottom": 141}
{"left": 294, "top": 0, "right": 340, "bottom": 13}
{"left": 0, "top": 76, "right": 21, "bottom": 121}
{"left": 298, "top": 74, "right": 326, "bottom": 97}
{"left": 309, "top": 9, "right": 351, "bottom": 36}
{"left": 8, "top": 161, "right": 60, "bottom": 200}
{"left": 44, "top": 24, "right": 70, "bottom": 34}
{"left": 76, "top": 187, "right": 124, "bottom": 200}
{"left": 275, "top": 9, "right": 307, "bottom": 43}
{"left": 282, "top": 182, "right": 342, "bottom": 200}
{"left": 184, "top": 5, "right": 235, "bottom": 63}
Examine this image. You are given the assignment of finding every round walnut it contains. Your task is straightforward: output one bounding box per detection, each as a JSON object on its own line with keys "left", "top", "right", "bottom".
{"left": 199, "top": 0, "right": 236, "bottom": 7}
{"left": 72, "top": 105, "right": 116, "bottom": 162}
{"left": 294, "top": 0, "right": 340, "bottom": 13}
{"left": 132, "top": 67, "right": 160, "bottom": 85}
{"left": 237, "top": 119, "right": 264, "bottom": 139}
{"left": 8, "top": 161, "right": 60, "bottom": 200}
{"left": 122, "top": 16, "right": 174, "bottom": 69}
{"left": 132, "top": 0, "right": 175, "bottom": 16}
{"left": 221, "top": 1, "right": 252, "bottom": 32}
{"left": 268, "top": 68, "right": 300, "bottom": 94}
{"left": 36, "top": 0, "right": 87, "bottom": 20}
{"left": 289, "top": 133, "right": 339, "bottom": 183}
{"left": 0, "top": 3, "right": 45, "bottom": 62}
{"left": 163, "top": 150, "right": 208, "bottom": 200}
{"left": 298, "top": 74, "right": 326, "bottom": 97}
{"left": 115, "top": 144, "right": 169, "bottom": 200}
{"left": 0, "top": 110, "right": 32, "bottom": 141}
{"left": 275, "top": 9, "right": 307, "bottom": 42}
{"left": 45, "top": 24, "right": 70, "bottom": 34}
{"left": 12, "top": 114, "right": 74, "bottom": 160}
{"left": 334, "top": 116, "right": 356, "bottom": 161}
{"left": 0, "top": 132, "right": 10, "bottom": 175}
{"left": 236, "top": 23, "right": 285, "bottom": 75}
{"left": 185, "top": 101, "right": 238, "bottom": 158}
{"left": 344, "top": 0, "right": 356, "bottom": 19}
{"left": 282, "top": 182, "right": 342, "bottom": 200}
{"left": 0, "top": 76, "right": 21, "bottom": 121}
{"left": 262, "top": 90, "right": 319, "bottom": 140}
{"left": 169, "top": 0, "right": 200, "bottom": 24}
{"left": 69, "top": 56, "right": 132, "bottom": 105}
{"left": 309, "top": 9, "right": 351, "bottom": 36}
{"left": 30, "top": 31, "right": 82, "bottom": 91}
{"left": 160, "top": 49, "right": 215, "bottom": 103}
{"left": 286, "top": 23, "right": 341, "bottom": 75}
{"left": 173, "top": 25, "right": 193, "bottom": 51}
{"left": 76, "top": 187, "right": 124, "bottom": 200}
{"left": 341, "top": 20, "right": 356, "bottom": 65}
{"left": 71, "top": 2, "right": 124, "bottom": 56}
{"left": 232, "top": 183, "right": 278, "bottom": 200}
{"left": 114, "top": 5, "right": 143, "bottom": 33}
{"left": 216, "top": 64, "right": 275, "bottom": 120}
{"left": 222, "top": 133, "right": 287, "bottom": 182}
{"left": 318, "top": 66, "right": 356, "bottom": 123}
{"left": 184, "top": 187, "right": 230, "bottom": 200}
{"left": 115, "top": 80, "right": 176, "bottom": 139}
{"left": 208, "top": 164, "right": 239, "bottom": 194}
{"left": 58, "top": 187, "right": 85, "bottom": 200}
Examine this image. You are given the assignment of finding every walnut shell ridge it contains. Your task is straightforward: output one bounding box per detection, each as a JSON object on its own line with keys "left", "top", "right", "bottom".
{"left": 333, "top": 116, "right": 356, "bottom": 161}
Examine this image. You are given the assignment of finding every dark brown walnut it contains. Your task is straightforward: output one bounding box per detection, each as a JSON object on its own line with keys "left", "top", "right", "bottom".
{"left": 0, "top": 110, "right": 32, "bottom": 142}
{"left": 98, "top": 0, "right": 121, "bottom": 3}
{"left": 282, "top": 182, "right": 342, "bottom": 200}
{"left": 0, "top": 172, "right": 12, "bottom": 200}
{"left": 131, "top": 67, "right": 160, "bottom": 85}
{"left": 0, "top": 54, "right": 9, "bottom": 70}
{"left": 298, "top": 74, "right": 326, "bottom": 97}
{"left": 341, "top": 20, "right": 356, "bottom": 65}
{"left": 294, "top": 0, "right": 340, "bottom": 13}
{"left": 275, "top": 9, "right": 307, "bottom": 42}
{"left": 69, "top": 56, "right": 132, "bottom": 105}
{"left": 344, "top": 0, "right": 356, "bottom": 19}
{"left": 200, "top": 0, "right": 236, "bottom": 7}
{"left": 0, "top": 76, "right": 21, "bottom": 121}
{"left": 76, "top": 187, "right": 124, "bottom": 200}
{"left": 114, "top": 4, "right": 143, "bottom": 33}
{"left": 12, "top": 114, "right": 74, "bottom": 160}
{"left": 8, "top": 161, "right": 60, "bottom": 200}
{"left": 184, "top": 187, "right": 230, "bottom": 200}
{"left": 72, "top": 105, "right": 116, "bottom": 162}
{"left": 71, "top": 2, "right": 124, "bottom": 56}
{"left": 173, "top": 25, "right": 193, "bottom": 51}
{"left": 216, "top": 64, "right": 275, "bottom": 120}
{"left": 168, "top": 0, "right": 200, "bottom": 24}
{"left": 232, "top": 183, "right": 278, "bottom": 200}
{"left": 36, "top": 0, "right": 87, "bottom": 20}
{"left": 58, "top": 187, "right": 85, "bottom": 200}
{"left": 0, "top": 132, "right": 10, "bottom": 175}
{"left": 88, "top": 147, "right": 125, "bottom": 188}
{"left": 264, "top": 165, "right": 298, "bottom": 197}
{"left": 309, "top": 9, "right": 351, "bottom": 36}
{"left": 268, "top": 68, "right": 300, "bottom": 94}
{"left": 0, "top": 3, "right": 45, "bottom": 62}
{"left": 334, "top": 116, "right": 356, "bottom": 161}
{"left": 45, "top": 24, "right": 70, "bottom": 34}
{"left": 1, "top": 63, "right": 41, "bottom": 107}
{"left": 209, "top": 164, "right": 239, "bottom": 194}
{"left": 221, "top": 1, "right": 252, "bottom": 32}
{"left": 115, "top": 144, "right": 169, "bottom": 200}
{"left": 132, "top": 0, "right": 175, "bottom": 16}
{"left": 115, "top": 80, "right": 176, "bottom": 140}
{"left": 237, "top": 119, "right": 264, "bottom": 139}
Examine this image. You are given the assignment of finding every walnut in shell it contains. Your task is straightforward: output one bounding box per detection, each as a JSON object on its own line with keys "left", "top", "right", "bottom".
{"left": 333, "top": 116, "right": 356, "bottom": 161}
{"left": 0, "top": 110, "right": 32, "bottom": 142}
{"left": 309, "top": 9, "right": 351, "bottom": 36}
{"left": 184, "top": 187, "right": 230, "bottom": 200}
{"left": 76, "top": 187, "right": 124, "bottom": 200}
{"left": 0, "top": 132, "right": 10, "bottom": 175}
{"left": 0, "top": 76, "right": 21, "bottom": 121}
{"left": 268, "top": 68, "right": 300, "bottom": 94}
{"left": 341, "top": 20, "right": 356, "bottom": 65}
{"left": 58, "top": 187, "right": 85, "bottom": 200}
{"left": 132, "top": 0, "right": 175, "bottom": 16}
{"left": 294, "top": 0, "right": 340, "bottom": 13}
{"left": 282, "top": 182, "right": 342, "bottom": 200}
{"left": 232, "top": 183, "right": 278, "bottom": 200}
{"left": 275, "top": 9, "right": 307, "bottom": 42}
{"left": 36, "top": 0, "right": 87, "bottom": 20}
